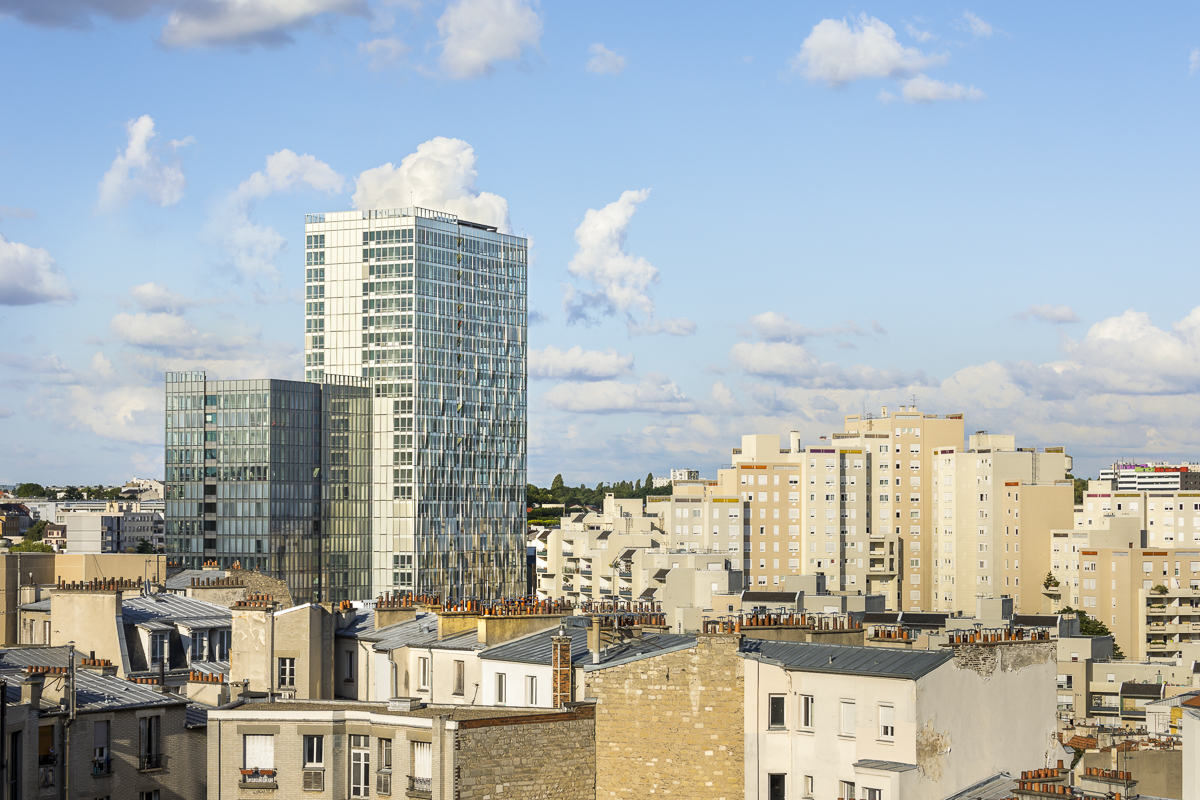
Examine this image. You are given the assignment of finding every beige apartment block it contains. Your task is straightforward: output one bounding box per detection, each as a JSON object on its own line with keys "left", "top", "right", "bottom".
{"left": 1074, "top": 542, "right": 1200, "bottom": 661}
{"left": 1078, "top": 487, "right": 1200, "bottom": 547}
{"left": 927, "top": 434, "right": 1072, "bottom": 617}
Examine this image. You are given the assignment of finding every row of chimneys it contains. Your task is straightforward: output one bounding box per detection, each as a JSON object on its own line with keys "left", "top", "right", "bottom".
{"left": 948, "top": 628, "right": 1051, "bottom": 644}
{"left": 188, "top": 670, "right": 225, "bottom": 683}
{"left": 190, "top": 576, "right": 245, "bottom": 588}
{"left": 1021, "top": 765, "right": 1066, "bottom": 780}
{"left": 579, "top": 600, "right": 661, "bottom": 614}
{"left": 1084, "top": 768, "right": 1132, "bottom": 780}
{"left": 375, "top": 591, "right": 440, "bottom": 609}
{"left": 55, "top": 577, "right": 140, "bottom": 591}
{"left": 702, "top": 613, "right": 861, "bottom": 634}
{"left": 233, "top": 592, "right": 274, "bottom": 609}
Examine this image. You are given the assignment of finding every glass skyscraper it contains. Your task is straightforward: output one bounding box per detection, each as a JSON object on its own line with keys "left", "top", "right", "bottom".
{"left": 163, "top": 371, "right": 372, "bottom": 603}
{"left": 304, "top": 206, "right": 528, "bottom": 601}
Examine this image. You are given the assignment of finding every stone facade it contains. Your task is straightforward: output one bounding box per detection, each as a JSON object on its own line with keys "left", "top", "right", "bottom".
{"left": 585, "top": 633, "right": 744, "bottom": 799}
{"left": 457, "top": 708, "right": 596, "bottom": 800}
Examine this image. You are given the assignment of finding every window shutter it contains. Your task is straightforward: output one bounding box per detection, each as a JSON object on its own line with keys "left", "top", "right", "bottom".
{"left": 412, "top": 741, "right": 432, "bottom": 779}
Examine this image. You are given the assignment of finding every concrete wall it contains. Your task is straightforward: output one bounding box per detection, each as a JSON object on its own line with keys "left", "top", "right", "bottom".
{"left": 456, "top": 708, "right": 596, "bottom": 800}
{"left": 1182, "top": 710, "right": 1199, "bottom": 800}
{"left": 912, "top": 642, "right": 1058, "bottom": 800}
{"left": 585, "top": 633, "right": 744, "bottom": 799}
{"left": 49, "top": 590, "right": 131, "bottom": 675}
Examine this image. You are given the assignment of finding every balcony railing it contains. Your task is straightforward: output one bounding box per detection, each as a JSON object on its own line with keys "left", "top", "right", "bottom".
{"left": 139, "top": 753, "right": 164, "bottom": 771}
{"left": 92, "top": 757, "right": 112, "bottom": 777}
{"left": 37, "top": 766, "right": 54, "bottom": 789}
{"left": 409, "top": 775, "right": 433, "bottom": 793}
{"left": 240, "top": 767, "right": 277, "bottom": 784}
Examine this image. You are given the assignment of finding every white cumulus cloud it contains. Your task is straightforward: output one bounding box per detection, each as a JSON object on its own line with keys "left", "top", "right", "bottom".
{"left": 129, "top": 282, "right": 200, "bottom": 313}
{"left": 730, "top": 340, "right": 927, "bottom": 390}
{"left": 749, "top": 311, "right": 862, "bottom": 343}
{"left": 529, "top": 345, "right": 634, "bottom": 381}
{"left": 0, "top": 234, "right": 75, "bottom": 306}
{"left": 791, "top": 14, "right": 945, "bottom": 86}
{"left": 437, "top": 0, "right": 542, "bottom": 79}
{"left": 962, "top": 11, "right": 992, "bottom": 37}
{"left": 359, "top": 37, "right": 409, "bottom": 70}
{"left": 905, "top": 23, "right": 933, "bottom": 43}
{"left": 586, "top": 43, "right": 626, "bottom": 75}
{"left": 563, "top": 189, "right": 694, "bottom": 336}
{"left": 1018, "top": 304, "right": 1080, "bottom": 324}
{"left": 96, "top": 115, "right": 191, "bottom": 212}
{"left": 352, "top": 137, "right": 510, "bottom": 231}
{"left": 213, "top": 149, "right": 343, "bottom": 282}
{"left": 543, "top": 374, "right": 695, "bottom": 414}
{"left": 160, "top": 0, "right": 367, "bottom": 47}
{"left": 900, "top": 74, "right": 984, "bottom": 103}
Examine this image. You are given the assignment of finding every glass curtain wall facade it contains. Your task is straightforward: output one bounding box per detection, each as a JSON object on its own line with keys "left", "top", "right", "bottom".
{"left": 303, "top": 207, "right": 527, "bottom": 601}
{"left": 164, "top": 371, "right": 372, "bottom": 603}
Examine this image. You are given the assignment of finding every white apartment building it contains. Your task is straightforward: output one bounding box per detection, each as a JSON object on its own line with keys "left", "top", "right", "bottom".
{"left": 1100, "top": 461, "right": 1200, "bottom": 492}
{"left": 303, "top": 207, "right": 529, "bottom": 600}
{"left": 742, "top": 638, "right": 1058, "bottom": 800}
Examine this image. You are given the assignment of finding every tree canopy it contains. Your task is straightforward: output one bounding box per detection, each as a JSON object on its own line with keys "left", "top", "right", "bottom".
{"left": 526, "top": 474, "right": 674, "bottom": 520}
{"left": 10, "top": 540, "right": 53, "bottom": 553}
{"left": 14, "top": 483, "right": 45, "bottom": 497}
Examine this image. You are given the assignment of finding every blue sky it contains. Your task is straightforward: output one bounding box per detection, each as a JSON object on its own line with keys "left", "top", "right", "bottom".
{"left": 2, "top": 1, "right": 1200, "bottom": 487}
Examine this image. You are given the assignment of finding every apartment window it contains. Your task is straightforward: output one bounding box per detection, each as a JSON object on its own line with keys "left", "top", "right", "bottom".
{"left": 150, "top": 632, "right": 167, "bottom": 667}
{"left": 93, "top": 720, "right": 111, "bottom": 775}
{"left": 526, "top": 675, "right": 538, "bottom": 705}
{"left": 278, "top": 658, "right": 296, "bottom": 688}
{"left": 294, "top": 735, "right": 320, "bottom": 769}
{"left": 879, "top": 704, "right": 895, "bottom": 740}
{"left": 840, "top": 700, "right": 856, "bottom": 736}
{"left": 453, "top": 660, "right": 466, "bottom": 696}
{"left": 377, "top": 738, "right": 393, "bottom": 795}
{"left": 840, "top": 781, "right": 856, "bottom": 800}
{"left": 344, "top": 650, "right": 356, "bottom": 682}
{"left": 496, "top": 673, "right": 507, "bottom": 704}
{"left": 768, "top": 774, "right": 786, "bottom": 800}
{"left": 864, "top": 789, "right": 882, "bottom": 800}
{"left": 768, "top": 695, "right": 786, "bottom": 729}
{"left": 241, "top": 733, "right": 272, "bottom": 782}
{"left": 801, "top": 694, "right": 815, "bottom": 728}
{"left": 411, "top": 741, "right": 432, "bottom": 793}
{"left": 212, "top": 629, "right": 231, "bottom": 660}
{"left": 140, "top": 792, "right": 160, "bottom": 800}
{"left": 350, "top": 735, "right": 370, "bottom": 798}
{"left": 190, "top": 629, "right": 208, "bottom": 661}
{"left": 418, "top": 657, "right": 430, "bottom": 690}
{"left": 139, "top": 715, "right": 162, "bottom": 771}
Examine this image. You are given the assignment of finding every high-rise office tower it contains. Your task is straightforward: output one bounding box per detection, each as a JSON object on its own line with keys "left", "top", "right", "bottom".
{"left": 303, "top": 206, "right": 528, "bottom": 601}
{"left": 163, "top": 371, "right": 372, "bottom": 603}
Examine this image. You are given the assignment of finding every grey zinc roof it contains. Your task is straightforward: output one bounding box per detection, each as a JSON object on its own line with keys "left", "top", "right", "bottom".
{"left": 740, "top": 639, "right": 953, "bottom": 680}
{"left": 429, "top": 629, "right": 485, "bottom": 651}
{"left": 0, "top": 647, "right": 72, "bottom": 670}
{"left": 854, "top": 759, "right": 919, "bottom": 773}
{"left": 336, "top": 610, "right": 376, "bottom": 639}
{"left": 186, "top": 704, "right": 210, "bottom": 727}
{"left": 480, "top": 619, "right": 697, "bottom": 669}
{"left": 369, "top": 614, "right": 440, "bottom": 652}
{"left": 937, "top": 772, "right": 1015, "bottom": 800}
{"left": 19, "top": 599, "right": 50, "bottom": 612}
{"left": 72, "top": 670, "right": 186, "bottom": 712}
{"left": 121, "top": 594, "right": 231, "bottom": 626}
{"left": 742, "top": 591, "right": 799, "bottom": 604}
{"left": 165, "top": 569, "right": 228, "bottom": 591}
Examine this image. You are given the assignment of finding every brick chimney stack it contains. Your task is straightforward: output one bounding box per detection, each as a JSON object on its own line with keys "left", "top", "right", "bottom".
{"left": 551, "top": 624, "right": 572, "bottom": 708}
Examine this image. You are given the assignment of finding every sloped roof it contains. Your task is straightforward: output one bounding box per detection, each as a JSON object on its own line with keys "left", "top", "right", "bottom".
{"left": 121, "top": 594, "right": 231, "bottom": 626}
{"left": 336, "top": 610, "right": 376, "bottom": 639}
{"left": 369, "top": 614, "right": 440, "bottom": 652}
{"left": 19, "top": 599, "right": 51, "bottom": 612}
{"left": 742, "top": 591, "right": 799, "bottom": 604}
{"left": 740, "top": 639, "right": 953, "bottom": 680}
{"left": 1121, "top": 681, "right": 1164, "bottom": 699}
{"left": 481, "top": 619, "right": 696, "bottom": 669}
{"left": 165, "top": 569, "right": 227, "bottom": 591}
{"left": 0, "top": 647, "right": 71, "bottom": 670}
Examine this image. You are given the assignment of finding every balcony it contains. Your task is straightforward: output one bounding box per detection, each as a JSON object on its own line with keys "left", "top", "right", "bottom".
{"left": 139, "top": 753, "right": 164, "bottom": 771}
{"left": 1089, "top": 705, "right": 1119, "bottom": 717}
{"left": 408, "top": 774, "right": 433, "bottom": 798}
{"left": 240, "top": 767, "right": 277, "bottom": 787}
{"left": 92, "top": 757, "right": 112, "bottom": 777}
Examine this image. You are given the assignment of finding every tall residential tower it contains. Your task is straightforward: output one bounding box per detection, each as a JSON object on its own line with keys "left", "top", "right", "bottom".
{"left": 303, "top": 207, "right": 528, "bottom": 600}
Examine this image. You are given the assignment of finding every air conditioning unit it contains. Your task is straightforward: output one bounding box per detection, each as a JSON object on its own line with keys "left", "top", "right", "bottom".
{"left": 279, "top": 691, "right": 296, "bottom": 700}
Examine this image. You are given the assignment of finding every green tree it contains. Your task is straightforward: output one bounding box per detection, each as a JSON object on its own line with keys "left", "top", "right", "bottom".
{"left": 135, "top": 539, "right": 156, "bottom": 554}
{"left": 550, "top": 474, "right": 564, "bottom": 493}
{"left": 24, "top": 520, "right": 47, "bottom": 541}
{"left": 1066, "top": 474, "right": 1089, "bottom": 506}
{"left": 60, "top": 486, "right": 84, "bottom": 501}
{"left": 14, "top": 483, "right": 45, "bottom": 497}
{"left": 10, "top": 540, "right": 53, "bottom": 553}
{"left": 1060, "top": 606, "right": 1124, "bottom": 659}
